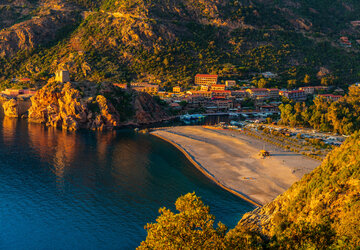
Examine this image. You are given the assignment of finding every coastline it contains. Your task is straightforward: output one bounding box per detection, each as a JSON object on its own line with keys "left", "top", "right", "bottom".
{"left": 152, "top": 133, "right": 262, "bottom": 207}
{"left": 151, "top": 126, "right": 320, "bottom": 206}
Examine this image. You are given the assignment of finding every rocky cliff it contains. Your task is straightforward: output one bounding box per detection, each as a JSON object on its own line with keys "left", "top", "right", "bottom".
{"left": 27, "top": 81, "right": 169, "bottom": 130}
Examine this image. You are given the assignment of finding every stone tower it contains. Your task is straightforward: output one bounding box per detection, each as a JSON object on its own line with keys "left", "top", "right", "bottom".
{"left": 55, "top": 70, "right": 70, "bottom": 83}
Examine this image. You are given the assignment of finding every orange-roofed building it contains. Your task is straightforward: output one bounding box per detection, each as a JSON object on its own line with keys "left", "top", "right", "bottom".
{"left": 280, "top": 90, "right": 306, "bottom": 101}
{"left": 210, "top": 84, "right": 226, "bottom": 91}
{"left": 19, "top": 78, "right": 31, "bottom": 82}
{"left": 195, "top": 74, "right": 218, "bottom": 86}
{"left": 188, "top": 91, "right": 213, "bottom": 98}
{"left": 113, "top": 83, "right": 128, "bottom": 89}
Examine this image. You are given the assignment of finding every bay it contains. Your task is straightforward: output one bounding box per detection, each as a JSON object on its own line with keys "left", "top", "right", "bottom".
{"left": 0, "top": 118, "right": 254, "bottom": 249}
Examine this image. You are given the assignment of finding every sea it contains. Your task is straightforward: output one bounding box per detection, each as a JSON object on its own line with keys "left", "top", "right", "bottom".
{"left": 0, "top": 117, "right": 254, "bottom": 249}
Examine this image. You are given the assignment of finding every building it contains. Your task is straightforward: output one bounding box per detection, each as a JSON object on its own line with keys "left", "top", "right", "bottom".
{"left": 195, "top": 74, "right": 218, "bottom": 86}
{"left": 317, "top": 94, "right": 342, "bottom": 102}
{"left": 113, "top": 83, "right": 128, "bottom": 89}
{"left": 280, "top": 90, "right": 306, "bottom": 101}
{"left": 210, "top": 84, "right": 226, "bottom": 91}
{"left": 225, "top": 80, "right": 236, "bottom": 88}
{"left": 187, "top": 91, "right": 212, "bottom": 99}
{"left": 211, "top": 90, "right": 231, "bottom": 99}
{"left": 231, "top": 90, "right": 247, "bottom": 100}
{"left": 261, "top": 72, "right": 277, "bottom": 78}
{"left": 259, "top": 105, "right": 278, "bottom": 112}
{"left": 340, "top": 36, "right": 352, "bottom": 47}
{"left": 186, "top": 96, "right": 209, "bottom": 109}
{"left": 2, "top": 88, "right": 36, "bottom": 97}
{"left": 351, "top": 21, "right": 360, "bottom": 27}
{"left": 267, "top": 88, "right": 280, "bottom": 99}
{"left": 55, "top": 70, "right": 70, "bottom": 83}
{"left": 19, "top": 78, "right": 31, "bottom": 83}
{"left": 200, "top": 85, "right": 210, "bottom": 91}
{"left": 213, "top": 99, "right": 233, "bottom": 111}
{"left": 246, "top": 88, "right": 269, "bottom": 98}
{"left": 299, "top": 86, "right": 329, "bottom": 95}
{"left": 131, "top": 83, "right": 159, "bottom": 95}
{"left": 173, "top": 86, "right": 182, "bottom": 93}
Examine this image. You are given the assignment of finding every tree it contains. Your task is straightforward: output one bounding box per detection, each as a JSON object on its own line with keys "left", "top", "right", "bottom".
{"left": 138, "top": 193, "right": 228, "bottom": 249}
{"left": 287, "top": 79, "right": 297, "bottom": 89}
{"left": 303, "top": 74, "right": 311, "bottom": 84}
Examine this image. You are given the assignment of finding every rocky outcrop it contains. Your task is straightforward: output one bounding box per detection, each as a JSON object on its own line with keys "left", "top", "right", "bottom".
{"left": 2, "top": 99, "right": 19, "bottom": 117}
{"left": 133, "top": 92, "right": 169, "bottom": 124}
{"left": 1, "top": 97, "right": 32, "bottom": 118}
{"left": 27, "top": 81, "right": 169, "bottom": 130}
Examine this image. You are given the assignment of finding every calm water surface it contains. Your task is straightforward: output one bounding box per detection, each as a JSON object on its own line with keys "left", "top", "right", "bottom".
{"left": 0, "top": 118, "right": 254, "bottom": 249}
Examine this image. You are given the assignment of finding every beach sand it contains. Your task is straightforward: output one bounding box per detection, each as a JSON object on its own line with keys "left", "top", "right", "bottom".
{"left": 151, "top": 126, "right": 319, "bottom": 206}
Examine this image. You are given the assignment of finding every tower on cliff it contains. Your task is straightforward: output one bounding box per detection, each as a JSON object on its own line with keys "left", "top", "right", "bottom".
{"left": 55, "top": 70, "right": 70, "bottom": 83}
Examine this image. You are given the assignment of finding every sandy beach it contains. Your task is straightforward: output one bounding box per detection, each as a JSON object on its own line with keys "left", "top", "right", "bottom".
{"left": 151, "top": 126, "right": 320, "bottom": 206}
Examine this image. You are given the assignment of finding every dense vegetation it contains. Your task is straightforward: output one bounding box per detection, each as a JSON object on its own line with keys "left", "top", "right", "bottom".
{"left": 1, "top": 0, "right": 360, "bottom": 90}
{"left": 279, "top": 85, "right": 360, "bottom": 135}
{"left": 139, "top": 132, "right": 360, "bottom": 249}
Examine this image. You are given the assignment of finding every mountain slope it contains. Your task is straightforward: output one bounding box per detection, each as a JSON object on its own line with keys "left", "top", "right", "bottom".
{"left": 229, "top": 131, "right": 360, "bottom": 248}
{"left": 0, "top": 0, "right": 360, "bottom": 88}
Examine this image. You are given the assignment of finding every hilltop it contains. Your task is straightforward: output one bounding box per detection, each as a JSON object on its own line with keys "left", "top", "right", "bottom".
{"left": 0, "top": 0, "right": 360, "bottom": 89}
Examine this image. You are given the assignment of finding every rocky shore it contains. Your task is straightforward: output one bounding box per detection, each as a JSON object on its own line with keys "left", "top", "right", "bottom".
{"left": 1, "top": 81, "right": 170, "bottom": 131}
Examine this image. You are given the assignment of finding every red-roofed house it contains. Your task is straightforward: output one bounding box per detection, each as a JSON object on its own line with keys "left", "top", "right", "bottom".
{"left": 210, "top": 84, "right": 226, "bottom": 91}
{"left": 280, "top": 90, "right": 306, "bottom": 101}
{"left": 113, "top": 83, "right": 128, "bottom": 89}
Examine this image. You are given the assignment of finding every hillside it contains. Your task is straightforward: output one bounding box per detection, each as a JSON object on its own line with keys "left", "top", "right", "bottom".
{"left": 229, "top": 131, "right": 360, "bottom": 248}
{"left": 0, "top": 0, "right": 360, "bottom": 89}
{"left": 139, "top": 131, "right": 360, "bottom": 248}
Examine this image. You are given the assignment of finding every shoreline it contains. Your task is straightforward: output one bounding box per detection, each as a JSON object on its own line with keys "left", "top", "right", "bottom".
{"left": 152, "top": 133, "right": 262, "bottom": 207}
{"left": 151, "top": 126, "right": 319, "bottom": 206}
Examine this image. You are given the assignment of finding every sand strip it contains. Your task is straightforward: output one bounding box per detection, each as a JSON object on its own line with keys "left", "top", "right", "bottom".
{"left": 151, "top": 126, "right": 319, "bottom": 206}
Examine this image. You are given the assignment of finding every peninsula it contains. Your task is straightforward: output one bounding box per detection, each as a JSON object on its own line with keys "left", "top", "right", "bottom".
{"left": 152, "top": 126, "right": 319, "bottom": 206}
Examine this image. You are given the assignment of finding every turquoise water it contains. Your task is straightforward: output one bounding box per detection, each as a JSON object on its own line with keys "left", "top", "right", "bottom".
{"left": 0, "top": 118, "right": 254, "bottom": 249}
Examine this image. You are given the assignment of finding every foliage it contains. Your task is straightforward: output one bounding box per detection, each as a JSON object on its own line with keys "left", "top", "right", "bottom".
{"left": 1, "top": 0, "right": 360, "bottom": 89}
{"left": 279, "top": 86, "right": 360, "bottom": 135}
{"left": 138, "top": 192, "right": 228, "bottom": 249}
{"left": 140, "top": 132, "right": 360, "bottom": 249}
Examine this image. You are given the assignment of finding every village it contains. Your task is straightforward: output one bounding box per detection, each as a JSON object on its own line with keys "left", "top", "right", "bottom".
{"left": 0, "top": 71, "right": 348, "bottom": 118}
{"left": 114, "top": 73, "right": 346, "bottom": 118}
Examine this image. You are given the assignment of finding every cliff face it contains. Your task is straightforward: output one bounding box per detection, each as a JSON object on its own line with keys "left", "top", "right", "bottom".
{"left": 27, "top": 81, "right": 169, "bottom": 130}
{"left": 1, "top": 97, "right": 32, "bottom": 118}
{"left": 230, "top": 132, "right": 360, "bottom": 248}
